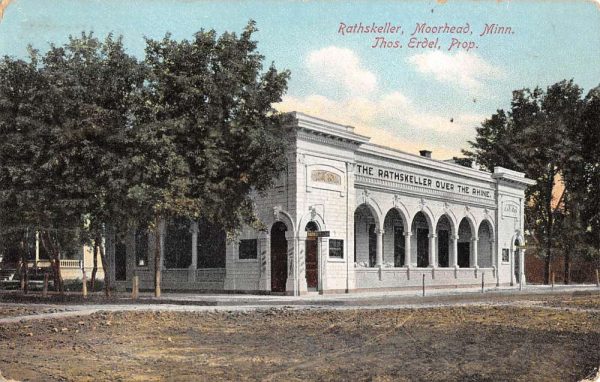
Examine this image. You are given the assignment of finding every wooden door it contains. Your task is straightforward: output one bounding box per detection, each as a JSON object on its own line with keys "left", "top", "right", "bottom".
{"left": 270, "top": 222, "right": 288, "bottom": 293}
{"left": 305, "top": 239, "right": 318, "bottom": 289}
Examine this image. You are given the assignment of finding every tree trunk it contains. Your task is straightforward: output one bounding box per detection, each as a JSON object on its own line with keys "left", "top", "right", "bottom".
{"left": 95, "top": 235, "right": 111, "bottom": 297}
{"left": 19, "top": 237, "right": 29, "bottom": 294}
{"left": 40, "top": 231, "right": 64, "bottom": 294}
{"left": 543, "top": 168, "right": 555, "bottom": 285}
{"left": 564, "top": 250, "right": 571, "bottom": 284}
{"left": 154, "top": 217, "right": 162, "bottom": 298}
{"left": 91, "top": 239, "right": 99, "bottom": 290}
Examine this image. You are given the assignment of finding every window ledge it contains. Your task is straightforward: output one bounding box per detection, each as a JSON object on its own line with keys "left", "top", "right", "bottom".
{"left": 327, "top": 258, "right": 345, "bottom": 263}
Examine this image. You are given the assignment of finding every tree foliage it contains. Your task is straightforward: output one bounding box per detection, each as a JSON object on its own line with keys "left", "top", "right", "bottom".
{"left": 0, "top": 21, "right": 291, "bottom": 296}
{"left": 464, "top": 79, "right": 600, "bottom": 283}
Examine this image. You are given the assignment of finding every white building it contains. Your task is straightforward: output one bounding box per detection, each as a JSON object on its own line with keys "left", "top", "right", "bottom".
{"left": 110, "top": 112, "right": 534, "bottom": 295}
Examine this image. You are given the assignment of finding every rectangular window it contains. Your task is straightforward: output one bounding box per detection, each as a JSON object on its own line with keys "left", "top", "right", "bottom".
{"left": 329, "top": 239, "right": 344, "bottom": 259}
{"left": 239, "top": 239, "right": 257, "bottom": 260}
{"left": 502, "top": 248, "right": 510, "bottom": 263}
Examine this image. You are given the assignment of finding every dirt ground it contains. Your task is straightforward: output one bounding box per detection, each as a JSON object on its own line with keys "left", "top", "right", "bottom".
{"left": 0, "top": 294, "right": 599, "bottom": 382}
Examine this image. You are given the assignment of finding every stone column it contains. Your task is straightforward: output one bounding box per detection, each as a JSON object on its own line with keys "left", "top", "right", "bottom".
{"left": 428, "top": 233, "right": 437, "bottom": 267}
{"left": 451, "top": 234, "right": 459, "bottom": 268}
{"left": 510, "top": 248, "right": 515, "bottom": 286}
{"left": 471, "top": 236, "right": 478, "bottom": 268}
{"left": 403, "top": 232, "right": 412, "bottom": 267}
{"left": 375, "top": 228, "right": 384, "bottom": 267}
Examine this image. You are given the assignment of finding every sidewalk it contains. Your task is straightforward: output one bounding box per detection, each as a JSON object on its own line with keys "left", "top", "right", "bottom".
{"left": 140, "top": 283, "right": 600, "bottom": 306}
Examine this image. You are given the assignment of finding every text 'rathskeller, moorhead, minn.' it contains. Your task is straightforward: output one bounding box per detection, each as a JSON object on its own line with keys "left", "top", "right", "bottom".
{"left": 338, "top": 22, "right": 515, "bottom": 51}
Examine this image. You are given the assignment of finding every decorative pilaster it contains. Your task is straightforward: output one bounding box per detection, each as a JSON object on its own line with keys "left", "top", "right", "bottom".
{"left": 318, "top": 237, "right": 328, "bottom": 292}
{"left": 258, "top": 233, "right": 270, "bottom": 291}
{"left": 451, "top": 234, "right": 459, "bottom": 268}
{"left": 375, "top": 228, "right": 384, "bottom": 267}
{"left": 404, "top": 231, "right": 412, "bottom": 267}
{"left": 471, "top": 236, "right": 479, "bottom": 269}
{"left": 428, "top": 233, "right": 437, "bottom": 267}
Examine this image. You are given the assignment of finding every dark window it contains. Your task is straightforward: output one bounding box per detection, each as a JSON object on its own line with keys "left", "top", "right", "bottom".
{"left": 165, "top": 217, "right": 192, "bottom": 269}
{"left": 368, "top": 224, "right": 376, "bottom": 266}
{"left": 417, "top": 228, "right": 429, "bottom": 267}
{"left": 502, "top": 248, "right": 510, "bottom": 263}
{"left": 394, "top": 227, "right": 405, "bottom": 267}
{"left": 115, "top": 240, "right": 127, "bottom": 281}
{"left": 457, "top": 242, "right": 470, "bottom": 268}
{"left": 135, "top": 228, "right": 149, "bottom": 267}
{"left": 197, "top": 218, "right": 226, "bottom": 268}
{"left": 438, "top": 230, "right": 449, "bottom": 267}
{"left": 329, "top": 239, "right": 344, "bottom": 258}
{"left": 239, "top": 239, "right": 257, "bottom": 260}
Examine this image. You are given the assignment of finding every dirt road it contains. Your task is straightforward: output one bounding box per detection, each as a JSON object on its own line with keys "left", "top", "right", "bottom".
{"left": 0, "top": 292, "right": 599, "bottom": 381}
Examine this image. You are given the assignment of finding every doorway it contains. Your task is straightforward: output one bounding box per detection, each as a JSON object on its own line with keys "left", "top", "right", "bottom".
{"left": 305, "top": 222, "right": 319, "bottom": 290}
{"left": 270, "top": 222, "right": 288, "bottom": 293}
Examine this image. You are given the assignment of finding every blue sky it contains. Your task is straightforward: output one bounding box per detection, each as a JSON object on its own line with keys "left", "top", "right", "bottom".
{"left": 1, "top": 0, "right": 599, "bottom": 157}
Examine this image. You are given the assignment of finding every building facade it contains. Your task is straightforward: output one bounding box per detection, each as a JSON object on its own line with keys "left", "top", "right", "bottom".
{"left": 110, "top": 112, "right": 534, "bottom": 295}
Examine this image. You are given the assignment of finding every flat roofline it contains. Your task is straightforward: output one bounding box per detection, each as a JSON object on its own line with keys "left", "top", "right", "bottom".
{"left": 291, "top": 111, "right": 371, "bottom": 144}
{"left": 287, "top": 111, "right": 534, "bottom": 187}
{"left": 362, "top": 141, "right": 492, "bottom": 174}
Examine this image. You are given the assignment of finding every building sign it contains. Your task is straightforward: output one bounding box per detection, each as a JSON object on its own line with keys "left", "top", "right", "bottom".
{"left": 311, "top": 170, "right": 341, "bottom": 185}
{"left": 356, "top": 164, "right": 494, "bottom": 199}
{"left": 502, "top": 201, "right": 519, "bottom": 218}
{"left": 307, "top": 231, "right": 330, "bottom": 239}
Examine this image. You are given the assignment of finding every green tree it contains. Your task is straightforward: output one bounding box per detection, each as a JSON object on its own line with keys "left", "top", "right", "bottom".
{"left": 0, "top": 51, "right": 73, "bottom": 292}
{"left": 464, "top": 80, "right": 584, "bottom": 284}
{"left": 0, "top": 22, "right": 291, "bottom": 298}
{"left": 40, "top": 32, "right": 146, "bottom": 295}
{"left": 131, "top": 21, "right": 291, "bottom": 296}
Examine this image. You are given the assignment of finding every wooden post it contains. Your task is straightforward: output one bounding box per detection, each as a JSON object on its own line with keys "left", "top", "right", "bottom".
{"left": 42, "top": 273, "right": 48, "bottom": 297}
{"left": 132, "top": 275, "right": 139, "bottom": 299}
{"left": 481, "top": 272, "right": 485, "bottom": 293}
{"left": 596, "top": 269, "right": 599, "bottom": 288}
{"left": 82, "top": 269, "right": 88, "bottom": 298}
{"left": 422, "top": 274, "right": 425, "bottom": 297}
{"left": 551, "top": 272, "right": 555, "bottom": 290}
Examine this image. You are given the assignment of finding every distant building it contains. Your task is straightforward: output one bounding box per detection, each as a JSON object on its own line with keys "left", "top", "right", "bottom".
{"left": 109, "top": 113, "right": 534, "bottom": 295}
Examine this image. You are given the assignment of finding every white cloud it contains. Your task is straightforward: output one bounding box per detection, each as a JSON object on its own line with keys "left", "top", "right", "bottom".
{"left": 407, "top": 51, "right": 502, "bottom": 91}
{"left": 306, "top": 46, "right": 377, "bottom": 96}
{"left": 276, "top": 93, "right": 484, "bottom": 158}
{"left": 277, "top": 47, "right": 487, "bottom": 157}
